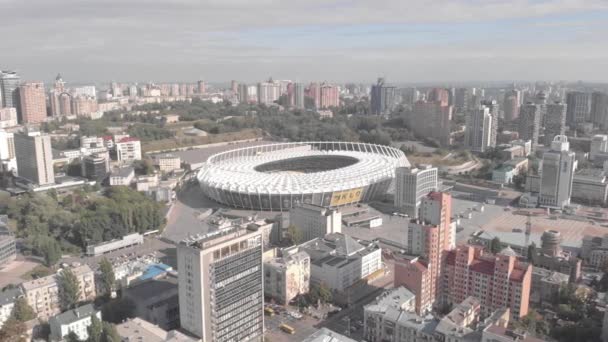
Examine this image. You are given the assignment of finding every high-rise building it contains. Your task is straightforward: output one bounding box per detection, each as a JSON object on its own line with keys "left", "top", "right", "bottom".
{"left": 116, "top": 137, "right": 142, "bottom": 162}
{"left": 0, "top": 71, "right": 20, "bottom": 112}
{"left": 71, "top": 95, "right": 98, "bottom": 117}
{"left": 257, "top": 81, "right": 281, "bottom": 105}
{"left": 411, "top": 100, "right": 452, "bottom": 147}
{"left": 518, "top": 103, "right": 541, "bottom": 151}
{"left": 393, "top": 165, "right": 438, "bottom": 218}
{"left": 0, "top": 130, "right": 16, "bottom": 172}
{"left": 481, "top": 100, "right": 499, "bottom": 147}
{"left": 591, "top": 91, "right": 608, "bottom": 129}
{"left": 454, "top": 88, "right": 469, "bottom": 114}
{"left": 230, "top": 80, "right": 238, "bottom": 93}
{"left": 14, "top": 131, "right": 55, "bottom": 185}
{"left": 566, "top": 91, "right": 591, "bottom": 128}
{"left": 443, "top": 245, "right": 532, "bottom": 319}
{"left": 0, "top": 107, "right": 18, "bottom": 128}
{"left": 535, "top": 91, "right": 548, "bottom": 126}
{"left": 544, "top": 101, "right": 567, "bottom": 146}
{"left": 427, "top": 88, "right": 449, "bottom": 106}
{"left": 50, "top": 76, "right": 72, "bottom": 117}
{"left": 293, "top": 82, "right": 305, "bottom": 109}
{"left": 18, "top": 82, "right": 47, "bottom": 124}
{"left": 237, "top": 84, "right": 249, "bottom": 104}
{"left": 197, "top": 80, "right": 206, "bottom": 94}
{"left": 590, "top": 134, "right": 608, "bottom": 162}
{"left": 307, "top": 82, "right": 321, "bottom": 108}
{"left": 370, "top": 78, "right": 396, "bottom": 115}
{"left": 177, "top": 226, "right": 264, "bottom": 341}
{"left": 320, "top": 83, "right": 340, "bottom": 108}
{"left": 539, "top": 135, "right": 576, "bottom": 209}
{"left": 503, "top": 91, "right": 520, "bottom": 121}
{"left": 465, "top": 105, "right": 493, "bottom": 153}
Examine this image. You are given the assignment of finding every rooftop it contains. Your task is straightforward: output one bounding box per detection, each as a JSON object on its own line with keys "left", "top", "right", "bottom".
{"left": 111, "top": 166, "right": 135, "bottom": 178}
{"left": 50, "top": 304, "right": 97, "bottom": 326}
{"left": 364, "top": 287, "right": 415, "bottom": 314}
{"left": 301, "top": 328, "right": 357, "bottom": 342}
{"left": 22, "top": 265, "right": 93, "bottom": 291}
{"left": 116, "top": 317, "right": 199, "bottom": 342}
{"left": 0, "top": 288, "right": 22, "bottom": 306}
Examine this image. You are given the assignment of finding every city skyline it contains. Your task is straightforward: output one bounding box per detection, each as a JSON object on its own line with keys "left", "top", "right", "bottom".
{"left": 1, "top": 0, "right": 608, "bottom": 83}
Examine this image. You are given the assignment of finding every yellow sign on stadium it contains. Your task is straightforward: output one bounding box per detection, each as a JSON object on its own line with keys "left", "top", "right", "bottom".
{"left": 330, "top": 187, "right": 363, "bottom": 207}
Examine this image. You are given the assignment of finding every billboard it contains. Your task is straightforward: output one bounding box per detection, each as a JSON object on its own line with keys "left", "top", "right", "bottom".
{"left": 330, "top": 187, "right": 363, "bottom": 207}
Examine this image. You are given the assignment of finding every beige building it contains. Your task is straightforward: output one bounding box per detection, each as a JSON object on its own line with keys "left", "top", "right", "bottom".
{"left": 19, "top": 82, "right": 47, "bottom": 124}
{"left": 14, "top": 132, "right": 55, "bottom": 185}
{"left": 289, "top": 204, "right": 341, "bottom": 243}
{"left": 21, "top": 265, "right": 96, "bottom": 319}
{"left": 155, "top": 154, "right": 181, "bottom": 173}
{"left": 263, "top": 249, "right": 310, "bottom": 304}
{"left": 0, "top": 107, "right": 18, "bottom": 128}
{"left": 177, "top": 226, "right": 264, "bottom": 341}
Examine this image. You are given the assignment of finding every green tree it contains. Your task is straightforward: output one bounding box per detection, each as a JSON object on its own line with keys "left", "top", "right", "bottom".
{"left": 317, "top": 283, "right": 333, "bottom": 303}
{"left": 66, "top": 331, "right": 81, "bottom": 342}
{"left": 490, "top": 237, "right": 502, "bottom": 254}
{"left": 98, "top": 258, "right": 115, "bottom": 298}
{"left": 87, "top": 315, "right": 103, "bottom": 342}
{"left": 37, "top": 236, "right": 62, "bottom": 267}
{"left": 285, "top": 225, "right": 303, "bottom": 245}
{"left": 101, "top": 322, "right": 120, "bottom": 342}
{"left": 0, "top": 317, "right": 27, "bottom": 342}
{"left": 58, "top": 268, "right": 81, "bottom": 311}
{"left": 11, "top": 297, "right": 36, "bottom": 322}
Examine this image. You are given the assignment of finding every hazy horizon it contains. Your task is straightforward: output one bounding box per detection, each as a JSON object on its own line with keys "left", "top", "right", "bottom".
{"left": 2, "top": 0, "right": 608, "bottom": 84}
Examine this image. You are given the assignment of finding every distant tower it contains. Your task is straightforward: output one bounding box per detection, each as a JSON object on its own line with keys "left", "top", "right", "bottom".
{"left": 525, "top": 213, "right": 532, "bottom": 248}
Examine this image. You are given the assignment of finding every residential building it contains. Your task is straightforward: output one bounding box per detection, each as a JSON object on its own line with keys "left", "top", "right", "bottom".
{"left": 592, "top": 91, "right": 608, "bottom": 129}
{"left": 293, "top": 82, "right": 305, "bottom": 109}
{"left": 21, "top": 265, "right": 96, "bottom": 318}
{"left": 109, "top": 166, "right": 134, "bottom": 186}
{"left": 49, "top": 304, "right": 101, "bottom": 342}
{"left": 124, "top": 273, "right": 180, "bottom": 330}
{"left": 263, "top": 249, "right": 310, "bottom": 304}
{"left": 434, "top": 296, "right": 482, "bottom": 342}
{"left": 0, "top": 235, "right": 16, "bottom": 267}
{"left": 0, "top": 71, "right": 20, "bottom": 112}
{"left": 544, "top": 101, "right": 567, "bottom": 146}
{"left": 289, "top": 204, "right": 341, "bottom": 243}
{"left": 566, "top": 91, "right": 591, "bottom": 127}
{"left": 538, "top": 136, "right": 576, "bottom": 209}
{"left": 442, "top": 245, "right": 532, "bottom": 319}
{"left": 0, "top": 130, "right": 16, "bottom": 173}
{"left": 481, "top": 100, "right": 499, "bottom": 147}
{"left": 503, "top": 90, "right": 520, "bottom": 121}
{"left": 18, "top": 82, "right": 47, "bottom": 123}
{"left": 298, "top": 233, "right": 381, "bottom": 292}
{"left": 518, "top": 103, "right": 541, "bottom": 151}
{"left": 116, "top": 137, "right": 142, "bottom": 162}
{"left": 482, "top": 323, "right": 545, "bottom": 342}
{"left": 302, "top": 328, "right": 357, "bottom": 342}
{"left": 393, "top": 165, "right": 438, "bottom": 218}
{"left": 465, "top": 105, "right": 493, "bottom": 153}
{"left": 116, "top": 317, "right": 199, "bottom": 342}
{"left": 427, "top": 88, "right": 449, "bottom": 106}
{"left": 81, "top": 153, "right": 109, "bottom": 181}
{"left": 411, "top": 100, "right": 453, "bottom": 147}
{"left": 0, "top": 107, "right": 18, "bottom": 128}
{"left": 530, "top": 268, "right": 569, "bottom": 305}
{"left": 71, "top": 95, "right": 98, "bottom": 117}
{"left": 258, "top": 80, "right": 281, "bottom": 105}
{"left": 0, "top": 288, "right": 22, "bottom": 329}
{"left": 155, "top": 154, "right": 181, "bottom": 173}
{"left": 370, "top": 78, "right": 396, "bottom": 115}
{"left": 454, "top": 88, "right": 469, "bottom": 114}
{"left": 320, "top": 83, "right": 340, "bottom": 108}
{"left": 14, "top": 131, "right": 55, "bottom": 185}
{"left": 177, "top": 225, "right": 264, "bottom": 341}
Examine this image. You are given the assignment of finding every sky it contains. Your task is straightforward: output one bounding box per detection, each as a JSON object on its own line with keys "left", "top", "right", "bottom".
{"left": 1, "top": 0, "right": 608, "bottom": 84}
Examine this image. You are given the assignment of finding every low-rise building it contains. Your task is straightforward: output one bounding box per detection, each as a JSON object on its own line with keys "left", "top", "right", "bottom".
{"left": 155, "top": 154, "right": 181, "bottom": 173}
{"left": 492, "top": 165, "right": 517, "bottom": 184}
{"left": 263, "top": 249, "right": 310, "bottom": 304}
{"left": 21, "top": 265, "right": 96, "bottom": 318}
{"left": 0, "top": 288, "right": 22, "bottom": 329}
{"left": 290, "top": 204, "right": 341, "bottom": 243}
{"left": 393, "top": 255, "right": 432, "bottom": 315}
{"left": 135, "top": 174, "right": 159, "bottom": 191}
{"left": 0, "top": 234, "right": 16, "bottom": 267}
{"left": 530, "top": 268, "right": 569, "bottom": 306}
{"left": 116, "top": 137, "right": 142, "bottom": 162}
{"left": 86, "top": 233, "right": 144, "bottom": 256}
{"left": 49, "top": 304, "right": 101, "bottom": 342}
{"left": 434, "top": 297, "right": 482, "bottom": 342}
{"left": 115, "top": 317, "right": 199, "bottom": 342}
{"left": 81, "top": 153, "right": 110, "bottom": 181}
{"left": 109, "top": 166, "right": 135, "bottom": 186}
{"left": 123, "top": 273, "right": 180, "bottom": 331}
{"left": 302, "top": 327, "right": 356, "bottom": 342}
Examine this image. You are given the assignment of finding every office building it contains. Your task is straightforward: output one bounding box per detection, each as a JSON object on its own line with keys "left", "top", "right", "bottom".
{"left": 370, "top": 78, "right": 396, "bottom": 115}
{"left": 123, "top": 274, "right": 180, "bottom": 330}
{"left": 566, "top": 91, "right": 591, "bottom": 127}
{"left": 155, "top": 154, "right": 181, "bottom": 173}
{"left": 443, "top": 245, "right": 532, "bottom": 319}
{"left": 293, "top": 82, "right": 305, "bottom": 109}
{"left": 320, "top": 83, "right": 340, "bottom": 108}
{"left": 177, "top": 226, "right": 264, "bottom": 341}
{"left": 116, "top": 137, "right": 142, "bottom": 162}
{"left": 0, "top": 71, "right": 20, "bottom": 111}
{"left": 465, "top": 105, "right": 493, "bottom": 153}
{"left": 538, "top": 136, "right": 576, "bottom": 209}
{"left": 592, "top": 91, "right": 608, "bottom": 129}
{"left": 544, "top": 101, "right": 567, "bottom": 146}
{"left": 14, "top": 132, "right": 55, "bottom": 185}
{"left": 411, "top": 100, "right": 452, "bottom": 146}
{"left": 18, "top": 82, "right": 47, "bottom": 123}
{"left": 289, "top": 204, "right": 341, "bottom": 242}
{"left": 518, "top": 103, "right": 541, "bottom": 151}
{"left": 21, "top": 265, "right": 96, "bottom": 319}
{"left": 0, "top": 288, "right": 22, "bottom": 329}
{"left": 503, "top": 89, "right": 520, "bottom": 121}
{"left": 298, "top": 233, "right": 381, "bottom": 292}
{"left": 81, "top": 153, "right": 110, "bottom": 181}
{"left": 49, "top": 304, "right": 101, "bottom": 342}
{"left": 263, "top": 249, "right": 310, "bottom": 304}
{"left": 0, "top": 107, "right": 18, "bottom": 128}
{"left": 393, "top": 165, "right": 438, "bottom": 218}
{"left": 258, "top": 80, "right": 281, "bottom": 105}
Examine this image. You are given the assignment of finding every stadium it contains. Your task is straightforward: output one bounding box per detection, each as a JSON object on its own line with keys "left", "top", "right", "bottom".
{"left": 197, "top": 141, "right": 409, "bottom": 211}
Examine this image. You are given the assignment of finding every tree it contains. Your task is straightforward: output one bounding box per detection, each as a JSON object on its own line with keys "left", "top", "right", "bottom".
{"left": 101, "top": 322, "right": 120, "bottom": 342}
{"left": 58, "top": 268, "right": 81, "bottom": 311}
{"left": 36, "top": 236, "right": 62, "bottom": 267}
{"left": 98, "top": 258, "right": 115, "bottom": 298}
{"left": 285, "top": 225, "right": 303, "bottom": 245}
{"left": 317, "top": 283, "right": 333, "bottom": 303}
{"left": 87, "top": 315, "right": 103, "bottom": 342}
{"left": 101, "top": 298, "right": 136, "bottom": 324}
{"left": 11, "top": 297, "right": 36, "bottom": 322}
{"left": 527, "top": 243, "right": 537, "bottom": 264}
{"left": 490, "top": 237, "right": 502, "bottom": 254}
{"left": 66, "top": 331, "right": 81, "bottom": 342}
{"left": 0, "top": 317, "right": 27, "bottom": 342}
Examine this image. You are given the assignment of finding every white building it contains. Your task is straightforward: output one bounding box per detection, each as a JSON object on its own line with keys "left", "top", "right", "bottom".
{"left": 538, "top": 135, "right": 576, "bottom": 209}
{"left": 0, "top": 130, "right": 16, "bottom": 173}
{"left": 465, "top": 105, "right": 493, "bottom": 153}
{"left": 298, "top": 233, "right": 381, "bottom": 292}
{"left": 72, "top": 86, "right": 97, "bottom": 99}
{"left": 394, "top": 165, "right": 438, "bottom": 218}
{"left": 49, "top": 304, "right": 101, "bottom": 342}
{"left": 155, "top": 154, "right": 181, "bottom": 173}
{"left": 0, "top": 107, "right": 18, "bottom": 128}
{"left": 0, "top": 288, "right": 21, "bottom": 329}
{"left": 109, "top": 166, "right": 135, "bottom": 186}
{"left": 177, "top": 226, "right": 264, "bottom": 341}
{"left": 263, "top": 249, "right": 310, "bottom": 304}
{"left": 14, "top": 131, "right": 55, "bottom": 185}
{"left": 86, "top": 233, "right": 144, "bottom": 256}
{"left": 290, "top": 204, "right": 342, "bottom": 243}
{"left": 257, "top": 81, "right": 281, "bottom": 105}
{"left": 116, "top": 137, "right": 142, "bottom": 162}
{"left": 590, "top": 134, "right": 608, "bottom": 162}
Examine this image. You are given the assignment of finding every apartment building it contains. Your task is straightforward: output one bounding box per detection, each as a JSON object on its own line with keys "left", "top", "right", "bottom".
{"left": 49, "top": 304, "right": 101, "bottom": 342}
{"left": 263, "top": 249, "right": 310, "bottom": 305}
{"left": 116, "top": 137, "right": 142, "bottom": 162}
{"left": 393, "top": 165, "right": 438, "bottom": 218}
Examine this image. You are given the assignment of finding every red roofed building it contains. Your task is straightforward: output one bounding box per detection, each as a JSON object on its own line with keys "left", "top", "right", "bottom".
{"left": 116, "top": 136, "right": 142, "bottom": 162}
{"left": 442, "top": 245, "right": 532, "bottom": 319}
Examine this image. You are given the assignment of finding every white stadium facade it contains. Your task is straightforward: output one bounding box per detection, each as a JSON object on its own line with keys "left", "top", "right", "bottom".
{"left": 197, "top": 141, "right": 410, "bottom": 211}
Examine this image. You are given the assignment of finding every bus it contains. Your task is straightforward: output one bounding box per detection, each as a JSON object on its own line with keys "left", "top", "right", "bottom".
{"left": 280, "top": 324, "right": 295, "bottom": 335}
{"left": 264, "top": 307, "right": 275, "bottom": 316}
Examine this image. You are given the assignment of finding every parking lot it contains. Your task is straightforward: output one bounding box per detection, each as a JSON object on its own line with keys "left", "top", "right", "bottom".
{"left": 264, "top": 305, "right": 321, "bottom": 342}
